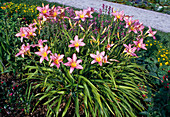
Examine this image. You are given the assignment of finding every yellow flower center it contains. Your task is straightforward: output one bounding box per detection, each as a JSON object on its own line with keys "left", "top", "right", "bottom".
{"left": 29, "top": 32, "right": 33, "bottom": 35}
{"left": 54, "top": 59, "right": 59, "bottom": 64}
{"left": 53, "top": 12, "right": 57, "bottom": 17}
{"left": 96, "top": 56, "right": 101, "bottom": 62}
{"left": 22, "top": 33, "right": 25, "bottom": 37}
{"left": 128, "top": 22, "right": 131, "bottom": 25}
{"left": 71, "top": 62, "right": 77, "bottom": 67}
{"left": 129, "top": 49, "right": 132, "bottom": 53}
{"left": 117, "top": 15, "right": 120, "bottom": 19}
{"left": 138, "top": 43, "right": 141, "bottom": 48}
{"left": 80, "top": 14, "right": 84, "bottom": 18}
{"left": 74, "top": 42, "right": 79, "bottom": 47}
{"left": 43, "top": 10, "right": 47, "bottom": 14}
{"left": 131, "top": 26, "right": 135, "bottom": 31}
{"left": 42, "top": 52, "right": 47, "bottom": 57}
{"left": 107, "top": 44, "right": 111, "bottom": 48}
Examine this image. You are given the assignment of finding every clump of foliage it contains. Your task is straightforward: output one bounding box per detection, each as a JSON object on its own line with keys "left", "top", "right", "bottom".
{"left": 13, "top": 3, "right": 158, "bottom": 116}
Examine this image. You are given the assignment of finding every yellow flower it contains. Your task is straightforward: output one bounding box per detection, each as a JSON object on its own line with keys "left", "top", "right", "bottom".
{"left": 1, "top": 7, "right": 6, "bottom": 10}
{"left": 161, "top": 55, "right": 164, "bottom": 57}
{"left": 163, "top": 58, "right": 165, "bottom": 61}
{"left": 146, "top": 44, "right": 148, "bottom": 46}
{"left": 160, "top": 63, "right": 162, "bottom": 66}
{"left": 158, "top": 58, "right": 160, "bottom": 62}
{"left": 165, "top": 62, "right": 168, "bottom": 65}
{"left": 150, "top": 43, "right": 152, "bottom": 46}
{"left": 147, "top": 40, "right": 150, "bottom": 42}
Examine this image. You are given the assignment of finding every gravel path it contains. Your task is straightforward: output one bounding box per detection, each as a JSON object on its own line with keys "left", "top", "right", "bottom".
{"left": 46, "top": 0, "right": 170, "bottom": 33}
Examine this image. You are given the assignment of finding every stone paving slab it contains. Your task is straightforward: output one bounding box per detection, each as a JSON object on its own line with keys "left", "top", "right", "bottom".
{"left": 46, "top": 0, "right": 170, "bottom": 33}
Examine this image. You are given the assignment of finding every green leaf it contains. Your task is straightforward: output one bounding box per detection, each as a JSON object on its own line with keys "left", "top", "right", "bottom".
{"left": 62, "top": 96, "right": 72, "bottom": 117}
{"left": 75, "top": 93, "right": 80, "bottom": 117}
{"left": 43, "top": 96, "right": 57, "bottom": 105}
{"left": 56, "top": 95, "right": 63, "bottom": 116}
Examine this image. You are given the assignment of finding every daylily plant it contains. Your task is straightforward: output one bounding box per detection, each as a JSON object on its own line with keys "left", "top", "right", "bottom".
{"left": 14, "top": 3, "right": 159, "bottom": 116}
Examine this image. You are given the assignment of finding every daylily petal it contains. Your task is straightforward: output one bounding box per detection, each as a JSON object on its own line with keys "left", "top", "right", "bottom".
{"left": 73, "top": 53, "right": 77, "bottom": 62}
{"left": 91, "top": 60, "right": 96, "bottom": 64}
{"left": 76, "top": 65, "right": 83, "bottom": 69}
{"left": 75, "top": 47, "right": 79, "bottom": 52}
{"left": 70, "top": 67, "right": 75, "bottom": 74}
{"left": 76, "top": 59, "right": 82, "bottom": 64}
{"left": 68, "top": 44, "right": 75, "bottom": 47}
{"left": 40, "top": 57, "right": 44, "bottom": 63}
{"left": 90, "top": 54, "right": 96, "bottom": 58}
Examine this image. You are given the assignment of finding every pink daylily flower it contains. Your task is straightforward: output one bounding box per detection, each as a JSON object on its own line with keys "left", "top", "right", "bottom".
{"left": 68, "top": 35, "right": 85, "bottom": 52}
{"left": 124, "top": 16, "right": 134, "bottom": 28}
{"left": 50, "top": 53, "right": 64, "bottom": 68}
{"left": 57, "top": 6, "right": 70, "bottom": 19}
{"left": 25, "top": 27, "right": 37, "bottom": 37}
{"left": 84, "top": 7, "right": 94, "bottom": 18}
{"left": 123, "top": 44, "right": 138, "bottom": 57}
{"left": 28, "top": 23, "right": 37, "bottom": 29}
{"left": 35, "top": 45, "right": 51, "bottom": 63}
{"left": 103, "top": 55, "right": 111, "bottom": 64}
{"left": 64, "top": 53, "right": 83, "bottom": 74}
{"left": 133, "top": 38, "right": 147, "bottom": 51}
{"left": 50, "top": 7, "right": 60, "bottom": 20}
{"left": 37, "top": 4, "right": 51, "bottom": 21}
{"left": 90, "top": 51, "right": 105, "bottom": 66}
{"left": 75, "top": 10, "right": 88, "bottom": 21}
{"left": 15, "top": 43, "right": 30, "bottom": 58}
{"left": 15, "top": 27, "right": 29, "bottom": 42}
{"left": 106, "top": 44, "right": 114, "bottom": 51}
{"left": 112, "top": 10, "right": 124, "bottom": 21}
{"left": 128, "top": 24, "right": 138, "bottom": 34}
{"left": 37, "top": 4, "right": 50, "bottom": 15}
{"left": 136, "top": 22, "right": 144, "bottom": 32}
{"left": 32, "top": 39, "right": 47, "bottom": 48}
{"left": 146, "top": 26, "right": 157, "bottom": 39}
{"left": 57, "top": 6, "right": 69, "bottom": 13}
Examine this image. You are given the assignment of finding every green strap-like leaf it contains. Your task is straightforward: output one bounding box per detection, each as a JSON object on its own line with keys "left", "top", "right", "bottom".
{"left": 62, "top": 96, "right": 72, "bottom": 117}
{"left": 75, "top": 93, "right": 80, "bottom": 117}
